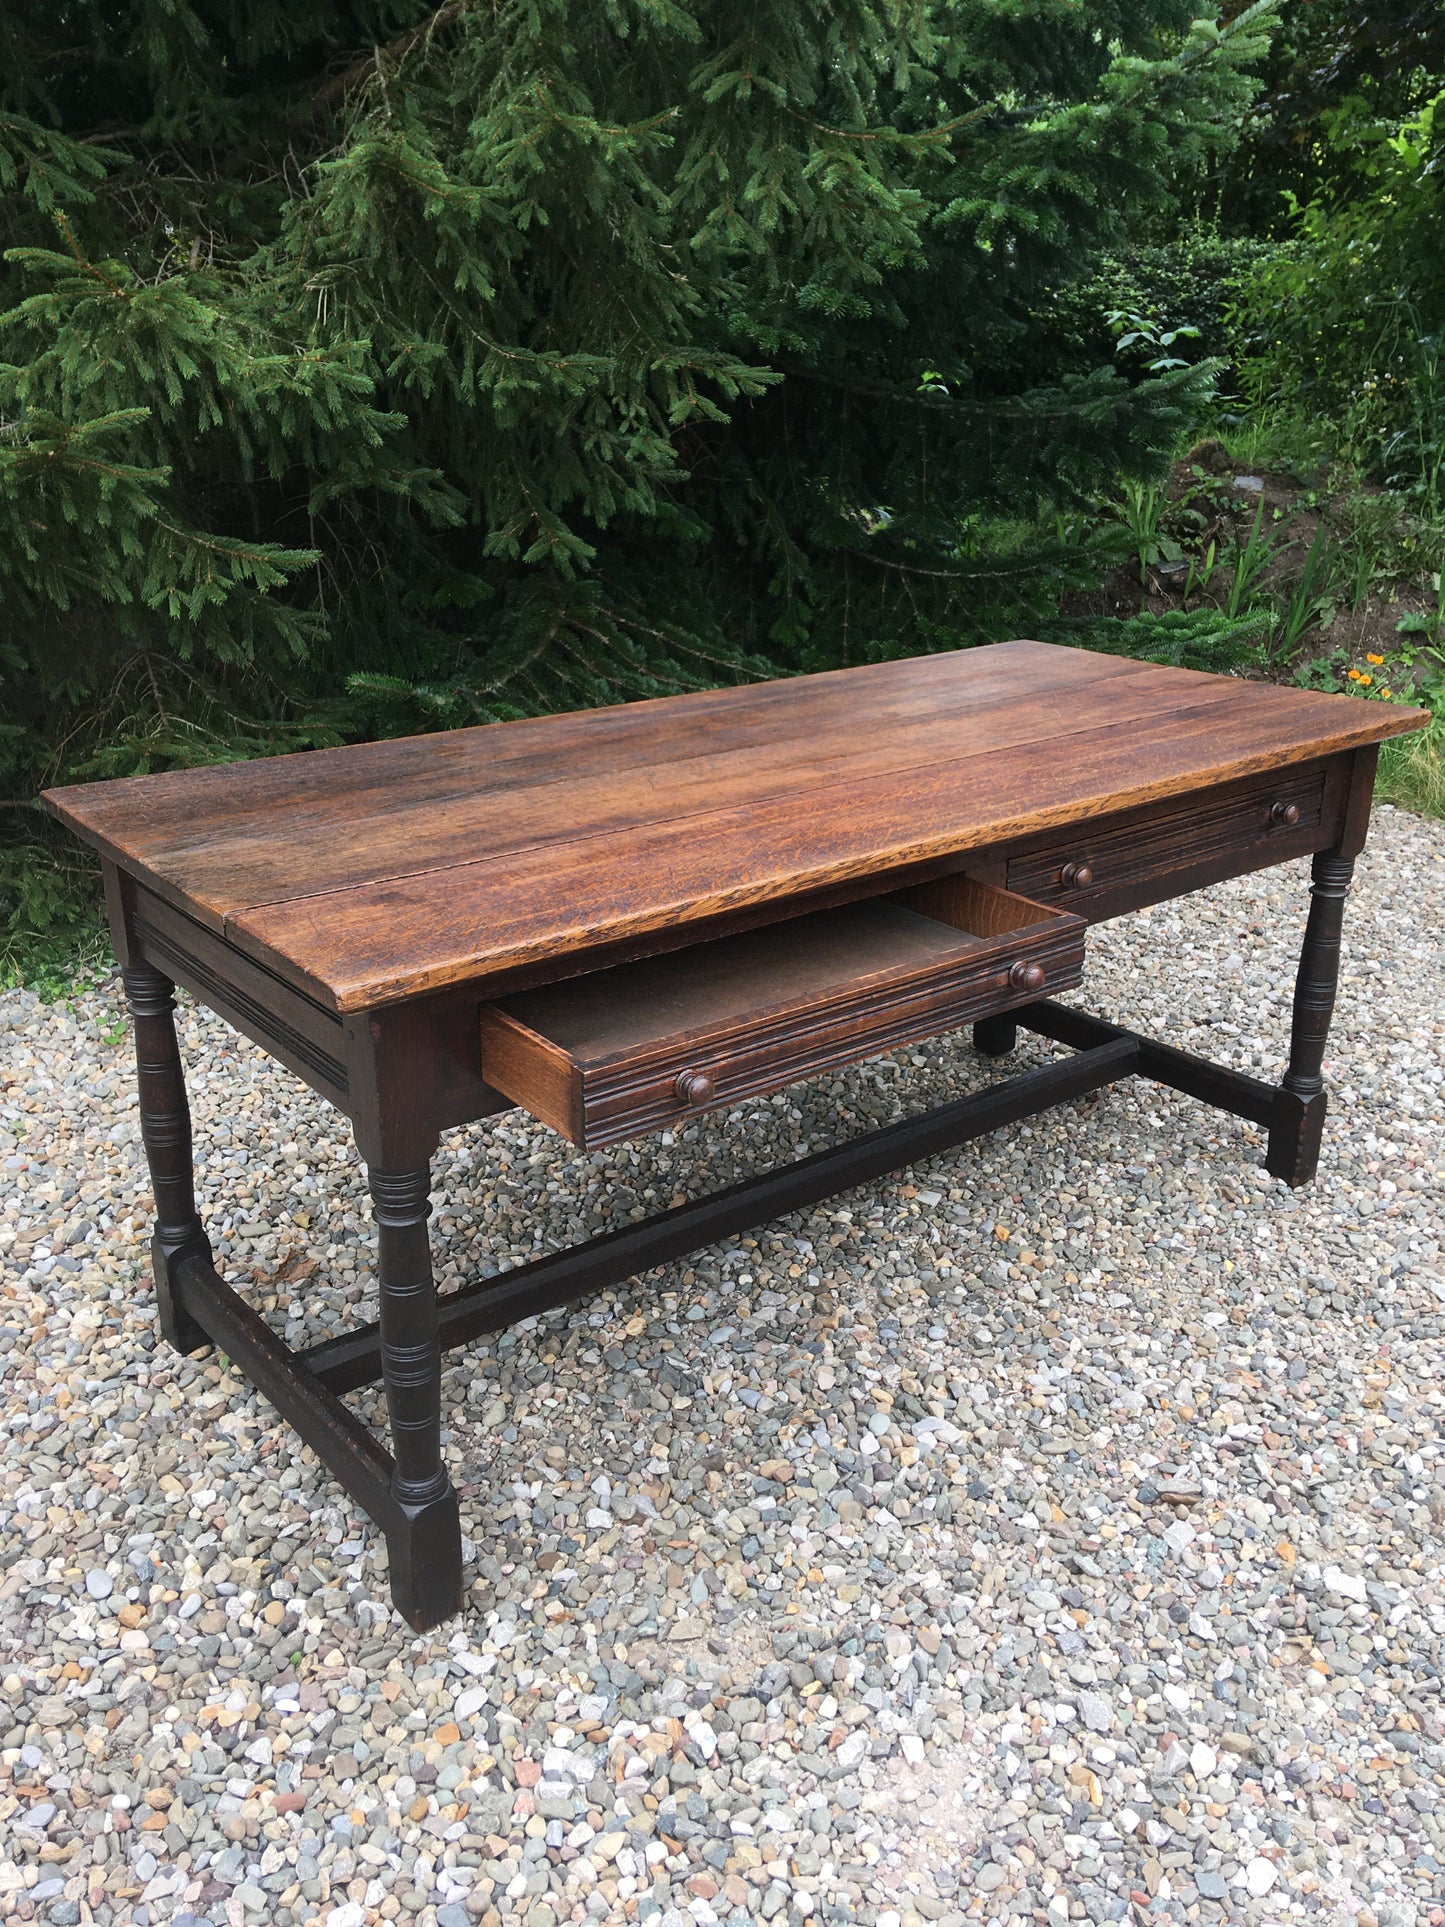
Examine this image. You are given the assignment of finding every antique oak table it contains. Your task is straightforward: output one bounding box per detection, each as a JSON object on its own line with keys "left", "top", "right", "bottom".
{"left": 42, "top": 641, "right": 1425, "bottom": 1629}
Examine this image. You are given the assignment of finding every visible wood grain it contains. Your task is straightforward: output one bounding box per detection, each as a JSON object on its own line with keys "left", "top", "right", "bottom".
{"left": 479, "top": 889, "right": 1084, "bottom": 1148}
{"left": 42, "top": 641, "right": 1428, "bottom": 1010}
{"left": 890, "top": 875, "right": 1059, "bottom": 937}
{"left": 490, "top": 900, "right": 995, "bottom": 1060}
{"left": 477, "top": 1010, "right": 581, "bottom": 1143}
{"left": 1002, "top": 763, "right": 1329, "bottom": 908}
{"left": 64, "top": 642, "right": 1410, "bottom": 1638}
{"left": 227, "top": 697, "right": 1402, "bottom": 1009}
{"left": 42, "top": 644, "right": 1142, "bottom": 920}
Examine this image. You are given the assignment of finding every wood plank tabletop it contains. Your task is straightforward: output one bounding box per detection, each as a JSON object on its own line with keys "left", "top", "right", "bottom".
{"left": 43, "top": 641, "right": 1426, "bottom": 1011}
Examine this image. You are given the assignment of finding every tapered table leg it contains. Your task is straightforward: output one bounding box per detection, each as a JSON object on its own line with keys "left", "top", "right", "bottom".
{"left": 973, "top": 1015, "right": 1018, "bottom": 1058}
{"left": 122, "top": 963, "right": 213, "bottom": 1354}
{"left": 369, "top": 1165, "right": 463, "bottom": 1629}
{"left": 1266, "top": 850, "right": 1355, "bottom": 1186}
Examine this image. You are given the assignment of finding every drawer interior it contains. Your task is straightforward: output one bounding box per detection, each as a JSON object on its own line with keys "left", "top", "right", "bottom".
{"left": 480, "top": 878, "right": 1082, "bottom": 1147}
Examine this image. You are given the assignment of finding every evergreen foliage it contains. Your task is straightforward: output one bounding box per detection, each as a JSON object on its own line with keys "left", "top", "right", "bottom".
{"left": 2, "top": 2, "right": 1276, "bottom": 938}
{"left": 1049, "top": 604, "right": 1272, "bottom": 674}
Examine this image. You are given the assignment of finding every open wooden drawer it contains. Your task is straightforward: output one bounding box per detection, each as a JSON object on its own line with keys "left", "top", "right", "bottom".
{"left": 478, "top": 878, "right": 1084, "bottom": 1150}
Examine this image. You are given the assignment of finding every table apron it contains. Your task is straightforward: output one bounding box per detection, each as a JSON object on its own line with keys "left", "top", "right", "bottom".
{"left": 120, "top": 874, "right": 351, "bottom": 1109}
{"left": 109, "top": 745, "right": 1369, "bottom": 1152}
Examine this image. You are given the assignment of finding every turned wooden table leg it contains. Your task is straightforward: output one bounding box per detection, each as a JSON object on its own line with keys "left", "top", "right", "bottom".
{"left": 122, "top": 963, "right": 213, "bottom": 1354}
{"left": 1266, "top": 850, "right": 1355, "bottom": 1187}
{"left": 973, "top": 1015, "right": 1018, "bottom": 1058}
{"left": 369, "top": 1163, "right": 463, "bottom": 1629}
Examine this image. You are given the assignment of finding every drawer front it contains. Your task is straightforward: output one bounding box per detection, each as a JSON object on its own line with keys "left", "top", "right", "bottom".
{"left": 481, "top": 882, "right": 1085, "bottom": 1150}
{"left": 1005, "top": 765, "right": 1331, "bottom": 916}
{"left": 580, "top": 921, "right": 1083, "bottom": 1146}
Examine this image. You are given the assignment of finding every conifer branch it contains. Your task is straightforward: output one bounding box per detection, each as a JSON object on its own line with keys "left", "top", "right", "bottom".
{"left": 784, "top": 100, "right": 997, "bottom": 146}
{"left": 311, "top": 2, "right": 470, "bottom": 120}
{"left": 4, "top": 0, "right": 1282, "bottom": 937}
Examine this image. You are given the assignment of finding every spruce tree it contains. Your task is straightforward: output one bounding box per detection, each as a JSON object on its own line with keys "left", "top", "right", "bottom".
{"left": 1, "top": 1, "right": 1274, "bottom": 939}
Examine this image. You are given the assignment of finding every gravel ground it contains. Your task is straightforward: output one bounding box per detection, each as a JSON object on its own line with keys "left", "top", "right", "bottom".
{"left": 1, "top": 803, "right": 1443, "bottom": 1927}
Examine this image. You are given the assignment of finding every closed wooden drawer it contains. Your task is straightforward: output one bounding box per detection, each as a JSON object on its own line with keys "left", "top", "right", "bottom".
{"left": 1004, "top": 764, "right": 1330, "bottom": 916}
{"left": 480, "top": 879, "right": 1084, "bottom": 1149}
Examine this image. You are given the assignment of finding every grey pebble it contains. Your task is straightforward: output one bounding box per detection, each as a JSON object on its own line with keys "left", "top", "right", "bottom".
{"left": 1078, "top": 1690, "right": 1112, "bottom": 1733}
{"left": 0, "top": 807, "right": 1442, "bottom": 1927}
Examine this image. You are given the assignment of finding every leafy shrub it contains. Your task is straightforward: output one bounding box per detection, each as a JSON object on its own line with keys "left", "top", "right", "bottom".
{"left": 1043, "top": 233, "right": 1285, "bottom": 382}
{"left": 1293, "top": 614, "right": 1445, "bottom": 816}
{"left": 1236, "top": 89, "right": 1445, "bottom": 507}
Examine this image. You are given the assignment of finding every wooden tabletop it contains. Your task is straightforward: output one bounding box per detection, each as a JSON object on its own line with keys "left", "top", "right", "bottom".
{"left": 43, "top": 641, "right": 1425, "bottom": 1012}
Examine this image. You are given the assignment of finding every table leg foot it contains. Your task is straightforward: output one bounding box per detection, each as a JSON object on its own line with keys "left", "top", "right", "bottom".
{"left": 123, "top": 963, "right": 214, "bottom": 1355}
{"left": 973, "top": 1015, "right": 1017, "bottom": 1058}
{"left": 1265, "top": 850, "right": 1353, "bottom": 1188}
{"left": 387, "top": 1486, "right": 464, "bottom": 1631}
{"left": 370, "top": 1163, "right": 463, "bottom": 1630}
{"left": 151, "top": 1233, "right": 212, "bottom": 1355}
{"left": 1265, "top": 1090, "right": 1328, "bottom": 1189}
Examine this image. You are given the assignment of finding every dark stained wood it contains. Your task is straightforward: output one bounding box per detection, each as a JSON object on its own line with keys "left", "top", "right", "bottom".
{"left": 479, "top": 884, "right": 1084, "bottom": 1148}
{"left": 1335, "top": 743, "right": 1380, "bottom": 862}
{"left": 174, "top": 1235, "right": 454, "bottom": 1624}
{"left": 972, "top": 1015, "right": 1018, "bottom": 1058}
{"left": 43, "top": 641, "right": 1427, "bottom": 1010}
{"left": 1000, "top": 762, "right": 1329, "bottom": 913}
{"left": 172, "top": 1246, "right": 400, "bottom": 1524}
{"left": 1266, "top": 849, "right": 1355, "bottom": 1186}
{"left": 301, "top": 1036, "right": 1142, "bottom": 1396}
{"left": 121, "top": 961, "right": 213, "bottom": 1355}
{"left": 343, "top": 1001, "right": 445, "bottom": 1173}
{"left": 119, "top": 870, "right": 349, "bottom": 1109}
{"left": 367, "top": 1162, "right": 463, "bottom": 1626}
{"left": 50, "top": 644, "right": 1429, "bottom": 1633}
{"left": 1016, "top": 1000, "right": 1281, "bottom": 1126}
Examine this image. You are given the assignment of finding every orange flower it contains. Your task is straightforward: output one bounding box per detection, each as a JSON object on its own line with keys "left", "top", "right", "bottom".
{"left": 1359, "top": 674, "right": 1373, "bottom": 685}
{"left": 1347, "top": 669, "right": 1363, "bottom": 681}
{"left": 1366, "top": 653, "right": 1385, "bottom": 665}
{"left": 1380, "top": 687, "right": 1392, "bottom": 698}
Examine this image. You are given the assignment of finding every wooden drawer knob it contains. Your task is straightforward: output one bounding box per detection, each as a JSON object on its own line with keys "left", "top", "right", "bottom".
{"left": 1008, "top": 959, "right": 1046, "bottom": 994}
{"left": 1270, "top": 799, "right": 1300, "bottom": 827}
{"left": 674, "top": 1068, "right": 714, "bottom": 1107}
{"left": 1060, "top": 860, "right": 1093, "bottom": 890}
